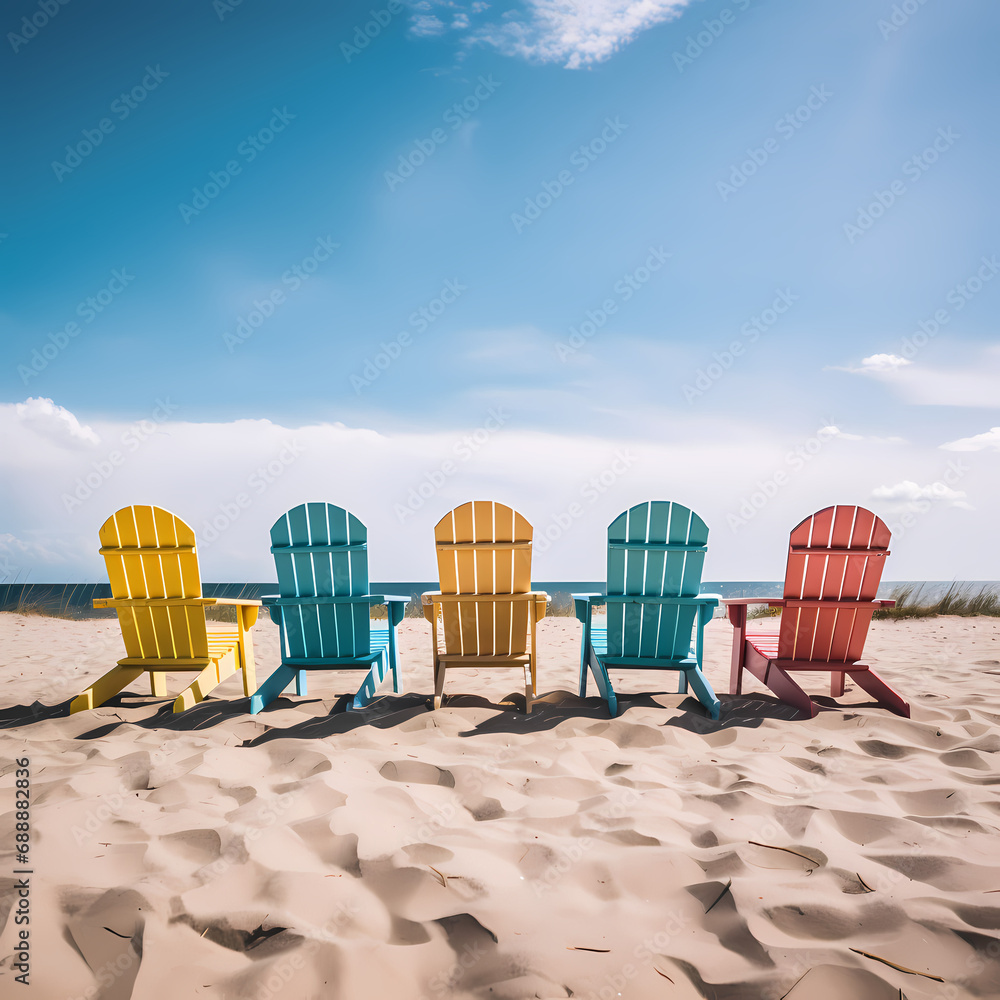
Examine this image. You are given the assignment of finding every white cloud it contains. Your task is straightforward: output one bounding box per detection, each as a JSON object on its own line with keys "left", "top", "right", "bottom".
{"left": 829, "top": 353, "right": 913, "bottom": 376}
{"left": 413, "top": 0, "right": 693, "bottom": 68}
{"left": 14, "top": 397, "right": 99, "bottom": 448}
{"left": 858, "top": 353, "right": 913, "bottom": 373}
{"left": 411, "top": 14, "right": 447, "bottom": 36}
{"left": 833, "top": 345, "right": 1000, "bottom": 408}
{"left": 818, "top": 425, "right": 905, "bottom": 444}
{"left": 941, "top": 426, "right": 1000, "bottom": 452}
{"left": 870, "top": 480, "right": 973, "bottom": 513}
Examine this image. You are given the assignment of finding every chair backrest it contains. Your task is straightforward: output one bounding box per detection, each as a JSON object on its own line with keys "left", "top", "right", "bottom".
{"left": 433, "top": 500, "right": 533, "bottom": 657}
{"left": 99, "top": 505, "right": 209, "bottom": 660}
{"left": 606, "top": 501, "right": 709, "bottom": 660}
{"left": 777, "top": 505, "right": 890, "bottom": 663}
{"left": 269, "top": 502, "right": 371, "bottom": 659}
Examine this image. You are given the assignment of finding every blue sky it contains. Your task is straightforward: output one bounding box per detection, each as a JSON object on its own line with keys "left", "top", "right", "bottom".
{"left": 2, "top": 0, "right": 998, "bottom": 582}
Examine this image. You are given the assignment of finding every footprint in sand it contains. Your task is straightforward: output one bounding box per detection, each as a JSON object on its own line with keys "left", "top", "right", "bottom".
{"left": 379, "top": 760, "right": 456, "bottom": 786}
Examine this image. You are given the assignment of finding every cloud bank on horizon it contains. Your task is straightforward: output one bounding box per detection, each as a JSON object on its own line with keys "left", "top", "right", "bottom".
{"left": 0, "top": 395, "right": 994, "bottom": 584}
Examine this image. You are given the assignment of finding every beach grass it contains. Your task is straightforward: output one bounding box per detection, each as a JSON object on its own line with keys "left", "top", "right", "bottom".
{"left": 874, "top": 583, "right": 1000, "bottom": 619}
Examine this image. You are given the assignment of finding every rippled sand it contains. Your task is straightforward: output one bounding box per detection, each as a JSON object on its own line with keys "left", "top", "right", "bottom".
{"left": 1, "top": 612, "right": 999, "bottom": 999}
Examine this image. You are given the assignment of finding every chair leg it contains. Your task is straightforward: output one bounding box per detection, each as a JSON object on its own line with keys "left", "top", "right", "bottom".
{"left": 150, "top": 672, "right": 168, "bottom": 697}
{"left": 249, "top": 664, "right": 300, "bottom": 715}
{"left": 352, "top": 654, "right": 386, "bottom": 711}
{"left": 524, "top": 663, "right": 532, "bottom": 714}
{"left": 849, "top": 668, "right": 910, "bottom": 717}
{"left": 70, "top": 665, "right": 144, "bottom": 714}
{"left": 684, "top": 668, "right": 721, "bottom": 720}
{"left": 677, "top": 670, "right": 688, "bottom": 694}
{"left": 728, "top": 607, "right": 748, "bottom": 696}
{"left": 236, "top": 608, "right": 257, "bottom": 698}
{"left": 587, "top": 646, "right": 618, "bottom": 717}
{"left": 433, "top": 658, "right": 446, "bottom": 710}
{"left": 756, "top": 661, "right": 818, "bottom": 718}
{"left": 173, "top": 661, "right": 222, "bottom": 713}
{"left": 831, "top": 671, "right": 845, "bottom": 697}
{"left": 294, "top": 669, "right": 308, "bottom": 696}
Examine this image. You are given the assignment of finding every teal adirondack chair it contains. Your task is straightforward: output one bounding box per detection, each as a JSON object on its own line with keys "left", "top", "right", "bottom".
{"left": 573, "top": 501, "right": 721, "bottom": 719}
{"left": 251, "top": 503, "right": 408, "bottom": 713}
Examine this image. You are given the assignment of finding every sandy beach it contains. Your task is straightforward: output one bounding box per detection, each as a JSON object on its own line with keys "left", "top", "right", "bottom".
{"left": 1, "top": 611, "right": 999, "bottom": 999}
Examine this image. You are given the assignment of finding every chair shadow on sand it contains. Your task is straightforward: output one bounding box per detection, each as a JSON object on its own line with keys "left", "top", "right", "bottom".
{"left": 1, "top": 681, "right": 896, "bottom": 745}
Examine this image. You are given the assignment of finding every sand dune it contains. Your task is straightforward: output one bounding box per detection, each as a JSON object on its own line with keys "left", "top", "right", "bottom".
{"left": 1, "top": 611, "right": 999, "bottom": 998}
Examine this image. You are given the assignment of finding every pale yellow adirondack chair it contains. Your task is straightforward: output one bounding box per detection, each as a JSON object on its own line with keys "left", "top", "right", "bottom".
{"left": 421, "top": 501, "right": 548, "bottom": 712}
{"left": 70, "top": 505, "right": 260, "bottom": 714}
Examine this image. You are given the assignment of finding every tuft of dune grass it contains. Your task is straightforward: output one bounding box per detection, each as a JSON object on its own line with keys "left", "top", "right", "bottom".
{"left": 874, "top": 583, "right": 1000, "bottom": 620}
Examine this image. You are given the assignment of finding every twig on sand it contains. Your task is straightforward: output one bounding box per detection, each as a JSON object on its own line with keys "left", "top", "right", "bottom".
{"left": 104, "top": 927, "right": 131, "bottom": 939}
{"left": 567, "top": 946, "right": 610, "bottom": 953}
{"left": 777, "top": 969, "right": 809, "bottom": 1000}
{"left": 855, "top": 872, "right": 875, "bottom": 893}
{"left": 428, "top": 865, "right": 449, "bottom": 888}
{"left": 705, "top": 878, "right": 732, "bottom": 913}
{"left": 849, "top": 948, "right": 944, "bottom": 981}
{"left": 747, "top": 841, "right": 821, "bottom": 868}
{"left": 653, "top": 967, "right": 674, "bottom": 982}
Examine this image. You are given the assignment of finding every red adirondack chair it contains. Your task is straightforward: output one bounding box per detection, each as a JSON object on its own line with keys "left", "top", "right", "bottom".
{"left": 724, "top": 505, "right": 909, "bottom": 718}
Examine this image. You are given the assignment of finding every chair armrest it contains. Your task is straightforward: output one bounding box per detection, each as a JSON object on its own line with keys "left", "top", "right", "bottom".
{"left": 202, "top": 598, "right": 262, "bottom": 607}
{"left": 533, "top": 591, "right": 549, "bottom": 623}
{"left": 381, "top": 594, "right": 412, "bottom": 604}
{"left": 721, "top": 598, "right": 786, "bottom": 606}
{"left": 382, "top": 597, "right": 408, "bottom": 627}
{"left": 572, "top": 593, "right": 606, "bottom": 624}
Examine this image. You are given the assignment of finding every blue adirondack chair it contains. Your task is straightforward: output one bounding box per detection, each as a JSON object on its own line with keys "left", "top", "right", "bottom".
{"left": 251, "top": 503, "right": 409, "bottom": 713}
{"left": 573, "top": 501, "right": 721, "bottom": 719}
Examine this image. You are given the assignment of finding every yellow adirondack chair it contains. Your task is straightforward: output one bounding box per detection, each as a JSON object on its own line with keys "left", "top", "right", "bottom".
{"left": 421, "top": 501, "right": 548, "bottom": 712}
{"left": 70, "top": 505, "right": 260, "bottom": 714}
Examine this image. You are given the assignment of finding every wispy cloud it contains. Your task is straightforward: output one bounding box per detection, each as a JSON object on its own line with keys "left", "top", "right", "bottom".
{"left": 819, "top": 424, "right": 905, "bottom": 444}
{"left": 940, "top": 426, "right": 1000, "bottom": 452}
{"left": 871, "top": 480, "right": 972, "bottom": 512}
{"left": 832, "top": 346, "right": 1000, "bottom": 408}
{"left": 829, "top": 353, "right": 913, "bottom": 376}
{"left": 409, "top": 1, "right": 694, "bottom": 68}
